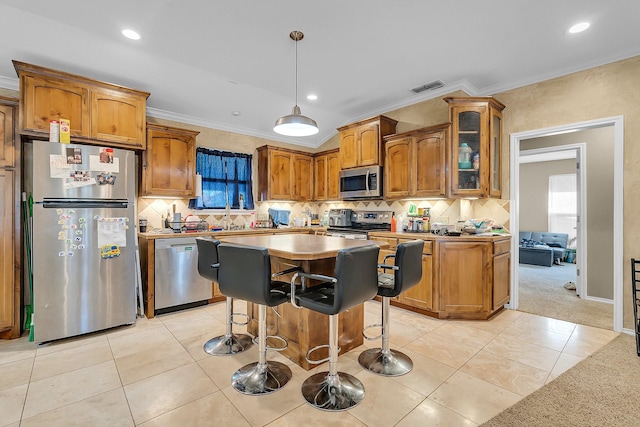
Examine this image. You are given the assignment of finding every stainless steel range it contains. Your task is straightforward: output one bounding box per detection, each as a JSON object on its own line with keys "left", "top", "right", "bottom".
{"left": 327, "top": 210, "right": 392, "bottom": 239}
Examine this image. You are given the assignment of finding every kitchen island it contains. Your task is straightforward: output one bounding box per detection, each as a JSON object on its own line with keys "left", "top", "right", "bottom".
{"left": 137, "top": 227, "right": 327, "bottom": 318}
{"left": 368, "top": 231, "right": 511, "bottom": 320}
{"left": 218, "top": 233, "right": 387, "bottom": 370}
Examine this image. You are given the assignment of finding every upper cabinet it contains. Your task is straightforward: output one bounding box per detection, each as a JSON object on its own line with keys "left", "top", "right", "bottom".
{"left": 384, "top": 123, "right": 449, "bottom": 199}
{"left": 13, "top": 61, "right": 150, "bottom": 150}
{"left": 257, "top": 145, "right": 314, "bottom": 202}
{"left": 313, "top": 149, "right": 339, "bottom": 201}
{"left": 338, "top": 115, "right": 397, "bottom": 169}
{"left": 141, "top": 124, "right": 199, "bottom": 198}
{"left": 445, "top": 97, "right": 505, "bottom": 198}
{"left": 0, "top": 97, "right": 17, "bottom": 168}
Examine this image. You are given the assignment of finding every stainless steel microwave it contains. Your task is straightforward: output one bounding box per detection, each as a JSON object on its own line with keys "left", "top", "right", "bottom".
{"left": 339, "top": 165, "right": 383, "bottom": 199}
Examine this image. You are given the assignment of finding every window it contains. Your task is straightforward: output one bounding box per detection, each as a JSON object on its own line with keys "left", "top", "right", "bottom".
{"left": 548, "top": 173, "right": 576, "bottom": 242}
{"left": 191, "top": 147, "right": 254, "bottom": 210}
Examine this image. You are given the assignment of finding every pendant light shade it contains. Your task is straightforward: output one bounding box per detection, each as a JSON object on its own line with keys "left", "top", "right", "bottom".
{"left": 274, "top": 31, "right": 318, "bottom": 137}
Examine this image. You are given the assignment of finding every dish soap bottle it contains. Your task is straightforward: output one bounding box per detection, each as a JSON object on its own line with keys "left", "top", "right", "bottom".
{"left": 391, "top": 212, "right": 397, "bottom": 232}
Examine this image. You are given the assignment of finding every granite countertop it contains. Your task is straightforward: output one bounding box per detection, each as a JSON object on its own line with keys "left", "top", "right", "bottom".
{"left": 367, "top": 230, "right": 511, "bottom": 241}
{"left": 138, "top": 226, "right": 327, "bottom": 240}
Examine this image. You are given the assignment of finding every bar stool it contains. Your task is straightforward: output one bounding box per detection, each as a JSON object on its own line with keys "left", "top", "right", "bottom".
{"left": 358, "top": 239, "right": 424, "bottom": 376}
{"left": 217, "top": 243, "right": 293, "bottom": 395}
{"left": 196, "top": 237, "right": 253, "bottom": 356}
{"left": 290, "top": 245, "right": 380, "bottom": 411}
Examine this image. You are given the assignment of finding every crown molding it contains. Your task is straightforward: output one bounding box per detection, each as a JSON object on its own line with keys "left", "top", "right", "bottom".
{"left": 0, "top": 75, "right": 19, "bottom": 92}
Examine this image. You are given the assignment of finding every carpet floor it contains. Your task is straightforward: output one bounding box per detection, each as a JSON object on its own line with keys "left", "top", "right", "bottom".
{"left": 518, "top": 262, "right": 613, "bottom": 330}
{"left": 482, "top": 333, "right": 639, "bottom": 426}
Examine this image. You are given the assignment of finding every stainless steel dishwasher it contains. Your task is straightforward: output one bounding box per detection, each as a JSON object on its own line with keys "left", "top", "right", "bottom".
{"left": 154, "top": 237, "right": 212, "bottom": 313}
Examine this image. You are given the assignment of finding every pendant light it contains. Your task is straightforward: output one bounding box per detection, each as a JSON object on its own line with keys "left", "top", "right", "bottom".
{"left": 274, "top": 30, "right": 319, "bottom": 137}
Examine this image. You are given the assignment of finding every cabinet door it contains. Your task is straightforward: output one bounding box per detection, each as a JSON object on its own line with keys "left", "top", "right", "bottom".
{"left": 340, "top": 129, "right": 358, "bottom": 169}
{"left": 413, "top": 130, "right": 446, "bottom": 197}
{"left": 450, "top": 105, "right": 488, "bottom": 198}
{"left": 269, "top": 150, "right": 293, "bottom": 199}
{"left": 91, "top": 88, "right": 146, "bottom": 149}
{"left": 400, "top": 254, "right": 434, "bottom": 311}
{"left": 489, "top": 107, "right": 502, "bottom": 198}
{"left": 0, "top": 170, "right": 15, "bottom": 332}
{"left": 439, "top": 240, "right": 491, "bottom": 314}
{"left": 0, "top": 103, "right": 15, "bottom": 168}
{"left": 292, "top": 154, "right": 313, "bottom": 201}
{"left": 326, "top": 151, "right": 340, "bottom": 200}
{"left": 22, "top": 74, "right": 90, "bottom": 137}
{"left": 313, "top": 154, "right": 327, "bottom": 201}
{"left": 493, "top": 251, "right": 510, "bottom": 309}
{"left": 142, "top": 126, "right": 196, "bottom": 197}
{"left": 357, "top": 123, "right": 380, "bottom": 166}
{"left": 385, "top": 137, "right": 411, "bottom": 199}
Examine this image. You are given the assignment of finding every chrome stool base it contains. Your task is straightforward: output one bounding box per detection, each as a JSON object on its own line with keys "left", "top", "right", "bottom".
{"left": 203, "top": 333, "right": 253, "bottom": 356}
{"left": 231, "top": 361, "right": 292, "bottom": 395}
{"left": 358, "top": 348, "right": 413, "bottom": 376}
{"left": 301, "top": 372, "right": 365, "bottom": 411}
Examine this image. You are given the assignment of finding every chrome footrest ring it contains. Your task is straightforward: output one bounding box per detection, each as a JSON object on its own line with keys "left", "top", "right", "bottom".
{"left": 230, "top": 312, "right": 249, "bottom": 326}
{"left": 305, "top": 343, "right": 341, "bottom": 365}
{"left": 362, "top": 323, "right": 383, "bottom": 341}
{"left": 252, "top": 334, "right": 288, "bottom": 352}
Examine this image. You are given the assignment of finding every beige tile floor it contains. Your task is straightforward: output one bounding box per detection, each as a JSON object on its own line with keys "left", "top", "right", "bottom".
{"left": 0, "top": 301, "right": 618, "bottom": 427}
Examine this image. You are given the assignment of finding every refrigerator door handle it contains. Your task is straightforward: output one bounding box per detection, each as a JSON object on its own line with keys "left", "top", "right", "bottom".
{"left": 41, "top": 201, "right": 129, "bottom": 209}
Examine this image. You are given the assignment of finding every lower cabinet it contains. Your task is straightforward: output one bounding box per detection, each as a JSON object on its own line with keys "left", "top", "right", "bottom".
{"left": 397, "top": 239, "right": 434, "bottom": 311}
{"left": 369, "top": 233, "right": 510, "bottom": 320}
{"left": 0, "top": 170, "right": 18, "bottom": 337}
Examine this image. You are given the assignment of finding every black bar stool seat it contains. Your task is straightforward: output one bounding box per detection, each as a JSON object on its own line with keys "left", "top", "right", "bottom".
{"left": 217, "top": 243, "right": 293, "bottom": 395}
{"left": 196, "top": 237, "right": 253, "bottom": 356}
{"left": 358, "top": 239, "right": 424, "bottom": 376}
{"left": 291, "top": 245, "right": 380, "bottom": 411}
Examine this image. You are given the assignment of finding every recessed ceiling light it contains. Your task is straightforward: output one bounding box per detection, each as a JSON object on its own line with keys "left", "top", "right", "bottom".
{"left": 307, "top": 94, "right": 318, "bottom": 101}
{"left": 122, "top": 29, "right": 141, "bottom": 40}
{"left": 568, "top": 22, "right": 590, "bottom": 34}
{"left": 232, "top": 111, "right": 240, "bottom": 117}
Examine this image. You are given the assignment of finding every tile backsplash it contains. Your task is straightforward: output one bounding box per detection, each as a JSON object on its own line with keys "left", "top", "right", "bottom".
{"left": 137, "top": 197, "right": 510, "bottom": 231}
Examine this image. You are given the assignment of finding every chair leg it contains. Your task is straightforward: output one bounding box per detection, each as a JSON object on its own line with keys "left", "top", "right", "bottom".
{"left": 203, "top": 297, "right": 253, "bottom": 356}
{"left": 231, "top": 304, "right": 292, "bottom": 395}
{"left": 358, "top": 296, "right": 413, "bottom": 376}
{"left": 301, "top": 314, "right": 366, "bottom": 411}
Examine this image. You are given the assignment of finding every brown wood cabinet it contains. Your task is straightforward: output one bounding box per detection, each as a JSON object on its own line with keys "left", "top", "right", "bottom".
{"left": 445, "top": 97, "right": 505, "bottom": 198}
{"left": 141, "top": 124, "right": 199, "bottom": 198}
{"left": 292, "top": 153, "right": 314, "bottom": 201}
{"left": 313, "top": 149, "right": 339, "bottom": 201}
{"left": 14, "top": 61, "right": 149, "bottom": 150}
{"left": 369, "top": 232, "right": 510, "bottom": 320}
{"left": 257, "top": 145, "right": 314, "bottom": 202}
{"left": 338, "top": 115, "right": 397, "bottom": 169}
{"left": 384, "top": 123, "right": 449, "bottom": 199}
{"left": 0, "top": 96, "right": 19, "bottom": 339}
{"left": 0, "top": 100, "right": 16, "bottom": 168}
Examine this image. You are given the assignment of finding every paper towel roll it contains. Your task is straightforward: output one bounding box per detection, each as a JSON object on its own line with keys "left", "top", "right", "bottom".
{"left": 195, "top": 174, "right": 202, "bottom": 197}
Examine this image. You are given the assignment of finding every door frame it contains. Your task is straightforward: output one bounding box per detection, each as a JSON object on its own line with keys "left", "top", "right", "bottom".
{"left": 508, "top": 115, "right": 624, "bottom": 332}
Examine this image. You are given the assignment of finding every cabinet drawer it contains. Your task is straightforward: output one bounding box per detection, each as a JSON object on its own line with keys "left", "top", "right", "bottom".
{"left": 398, "top": 238, "right": 432, "bottom": 255}
{"left": 370, "top": 236, "right": 397, "bottom": 250}
{"left": 494, "top": 239, "right": 510, "bottom": 256}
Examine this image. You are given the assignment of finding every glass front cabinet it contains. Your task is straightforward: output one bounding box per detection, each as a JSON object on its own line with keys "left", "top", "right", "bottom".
{"left": 445, "top": 97, "right": 505, "bottom": 198}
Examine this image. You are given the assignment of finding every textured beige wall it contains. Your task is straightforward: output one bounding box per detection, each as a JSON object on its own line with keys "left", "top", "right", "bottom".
{"left": 497, "top": 56, "right": 639, "bottom": 327}
{"left": 519, "top": 159, "right": 576, "bottom": 233}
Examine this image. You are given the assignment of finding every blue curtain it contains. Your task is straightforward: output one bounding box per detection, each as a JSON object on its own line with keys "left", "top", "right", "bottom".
{"left": 192, "top": 148, "right": 254, "bottom": 209}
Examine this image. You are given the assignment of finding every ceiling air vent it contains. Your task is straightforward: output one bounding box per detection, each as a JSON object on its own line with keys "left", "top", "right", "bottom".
{"left": 411, "top": 80, "right": 445, "bottom": 94}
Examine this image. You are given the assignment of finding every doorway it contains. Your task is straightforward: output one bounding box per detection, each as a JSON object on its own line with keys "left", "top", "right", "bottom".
{"left": 519, "top": 145, "right": 583, "bottom": 296}
{"left": 509, "top": 116, "right": 624, "bottom": 333}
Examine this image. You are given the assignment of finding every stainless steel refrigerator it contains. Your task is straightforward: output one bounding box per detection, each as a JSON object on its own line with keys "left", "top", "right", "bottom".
{"left": 25, "top": 140, "right": 137, "bottom": 343}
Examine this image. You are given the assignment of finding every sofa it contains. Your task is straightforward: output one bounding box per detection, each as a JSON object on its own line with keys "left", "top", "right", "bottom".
{"left": 519, "top": 231, "right": 569, "bottom": 267}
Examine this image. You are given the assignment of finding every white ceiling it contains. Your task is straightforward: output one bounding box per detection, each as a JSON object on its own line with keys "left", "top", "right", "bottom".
{"left": 1, "top": 1, "right": 639, "bottom": 149}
